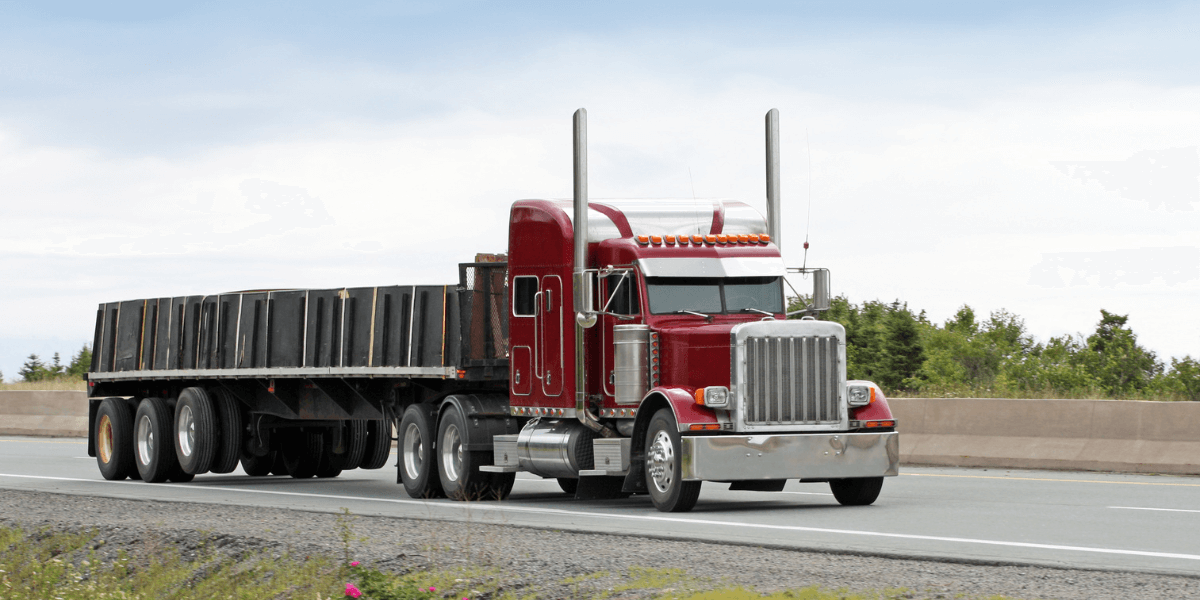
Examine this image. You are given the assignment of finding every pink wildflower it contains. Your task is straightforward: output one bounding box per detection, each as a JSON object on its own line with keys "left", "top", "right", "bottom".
{"left": 429, "top": 587, "right": 437, "bottom": 592}
{"left": 350, "top": 561, "right": 360, "bottom": 567}
{"left": 345, "top": 582, "right": 362, "bottom": 598}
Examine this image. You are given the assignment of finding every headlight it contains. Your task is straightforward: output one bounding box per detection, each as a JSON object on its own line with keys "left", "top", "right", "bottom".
{"left": 847, "top": 384, "right": 875, "bottom": 407}
{"left": 693, "top": 386, "right": 729, "bottom": 408}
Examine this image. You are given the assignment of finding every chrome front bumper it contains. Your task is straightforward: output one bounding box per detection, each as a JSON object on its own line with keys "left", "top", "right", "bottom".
{"left": 680, "top": 431, "right": 899, "bottom": 481}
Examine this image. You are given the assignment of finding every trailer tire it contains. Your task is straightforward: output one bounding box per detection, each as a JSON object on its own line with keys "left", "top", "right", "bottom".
{"left": 208, "top": 388, "right": 243, "bottom": 474}
{"left": 270, "top": 451, "right": 289, "bottom": 476}
{"left": 437, "top": 406, "right": 509, "bottom": 500}
{"left": 341, "top": 420, "right": 369, "bottom": 471}
{"left": 95, "top": 398, "right": 136, "bottom": 481}
{"left": 399, "top": 405, "right": 444, "bottom": 498}
{"left": 359, "top": 415, "right": 392, "bottom": 470}
{"left": 315, "top": 430, "right": 345, "bottom": 478}
{"left": 282, "top": 431, "right": 324, "bottom": 479}
{"left": 829, "top": 477, "right": 884, "bottom": 506}
{"left": 174, "top": 387, "right": 217, "bottom": 475}
{"left": 556, "top": 478, "right": 578, "bottom": 495}
{"left": 133, "top": 398, "right": 180, "bottom": 483}
{"left": 645, "top": 408, "right": 701, "bottom": 513}
{"left": 240, "top": 450, "right": 275, "bottom": 476}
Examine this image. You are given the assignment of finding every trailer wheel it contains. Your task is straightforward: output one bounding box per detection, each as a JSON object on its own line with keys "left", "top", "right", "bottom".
{"left": 437, "top": 406, "right": 511, "bottom": 501}
{"left": 208, "top": 388, "right": 243, "bottom": 474}
{"left": 556, "top": 478, "right": 578, "bottom": 495}
{"left": 829, "top": 477, "right": 884, "bottom": 506}
{"left": 270, "top": 451, "right": 289, "bottom": 476}
{"left": 341, "top": 420, "right": 369, "bottom": 471}
{"left": 174, "top": 387, "right": 217, "bottom": 475}
{"left": 399, "top": 405, "right": 444, "bottom": 498}
{"left": 645, "top": 409, "right": 701, "bottom": 513}
{"left": 315, "top": 429, "right": 345, "bottom": 478}
{"left": 359, "top": 415, "right": 392, "bottom": 470}
{"left": 134, "top": 398, "right": 180, "bottom": 483}
{"left": 240, "top": 450, "right": 275, "bottom": 476}
{"left": 282, "top": 431, "right": 324, "bottom": 478}
{"left": 95, "top": 398, "right": 136, "bottom": 481}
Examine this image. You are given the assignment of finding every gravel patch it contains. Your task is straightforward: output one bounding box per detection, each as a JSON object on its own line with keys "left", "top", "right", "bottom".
{"left": 1, "top": 488, "right": 1197, "bottom": 599}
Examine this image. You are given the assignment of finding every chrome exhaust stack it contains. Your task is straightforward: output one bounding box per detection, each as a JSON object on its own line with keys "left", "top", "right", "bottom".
{"left": 571, "top": 108, "right": 615, "bottom": 438}
{"left": 765, "top": 108, "right": 781, "bottom": 248}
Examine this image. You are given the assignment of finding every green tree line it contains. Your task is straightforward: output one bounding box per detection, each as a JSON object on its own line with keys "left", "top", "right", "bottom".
{"left": 10, "top": 345, "right": 92, "bottom": 383}
{"left": 791, "top": 297, "right": 1199, "bottom": 401}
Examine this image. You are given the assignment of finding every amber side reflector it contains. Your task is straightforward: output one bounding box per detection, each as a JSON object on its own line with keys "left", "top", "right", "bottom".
{"left": 457, "top": 369, "right": 467, "bottom": 379}
{"left": 689, "top": 423, "right": 721, "bottom": 431}
{"left": 636, "top": 235, "right": 650, "bottom": 245}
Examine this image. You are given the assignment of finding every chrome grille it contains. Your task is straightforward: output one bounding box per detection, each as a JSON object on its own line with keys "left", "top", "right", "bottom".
{"left": 743, "top": 335, "right": 840, "bottom": 425}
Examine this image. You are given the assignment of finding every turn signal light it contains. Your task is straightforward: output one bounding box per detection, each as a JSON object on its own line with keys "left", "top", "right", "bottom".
{"left": 864, "top": 420, "right": 896, "bottom": 428}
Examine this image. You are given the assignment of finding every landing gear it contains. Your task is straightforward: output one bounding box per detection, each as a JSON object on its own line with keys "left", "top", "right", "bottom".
{"left": 645, "top": 408, "right": 701, "bottom": 513}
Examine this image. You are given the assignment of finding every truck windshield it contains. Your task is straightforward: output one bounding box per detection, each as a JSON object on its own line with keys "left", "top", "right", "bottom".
{"left": 645, "top": 277, "right": 784, "bottom": 315}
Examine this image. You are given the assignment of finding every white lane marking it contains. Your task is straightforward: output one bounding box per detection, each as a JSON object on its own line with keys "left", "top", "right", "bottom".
{"left": 1111, "top": 506, "right": 1200, "bottom": 514}
{"left": 3, "top": 472, "right": 1199, "bottom": 562}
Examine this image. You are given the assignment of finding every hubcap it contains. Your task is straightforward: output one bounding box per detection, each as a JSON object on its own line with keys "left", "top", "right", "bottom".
{"left": 97, "top": 414, "right": 113, "bottom": 464}
{"left": 441, "top": 424, "right": 463, "bottom": 483}
{"left": 647, "top": 429, "right": 675, "bottom": 494}
{"left": 177, "top": 404, "right": 195, "bottom": 458}
{"left": 403, "top": 422, "right": 425, "bottom": 481}
{"left": 136, "top": 414, "right": 154, "bottom": 466}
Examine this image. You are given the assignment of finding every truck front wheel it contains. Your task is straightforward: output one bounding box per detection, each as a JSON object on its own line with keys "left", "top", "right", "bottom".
{"left": 829, "top": 477, "right": 884, "bottom": 506}
{"left": 400, "top": 405, "right": 444, "bottom": 498}
{"left": 645, "top": 409, "right": 701, "bottom": 512}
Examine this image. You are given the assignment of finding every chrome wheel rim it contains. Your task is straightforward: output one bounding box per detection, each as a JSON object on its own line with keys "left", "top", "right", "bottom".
{"left": 136, "top": 414, "right": 154, "bottom": 466}
{"left": 177, "top": 404, "right": 195, "bottom": 458}
{"left": 441, "top": 424, "right": 463, "bottom": 483}
{"left": 647, "top": 429, "right": 674, "bottom": 494}
{"left": 97, "top": 414, "right": 114, "bottom": 464}
{"left": 403, "top": 422, "right": 425, "bottom": 481}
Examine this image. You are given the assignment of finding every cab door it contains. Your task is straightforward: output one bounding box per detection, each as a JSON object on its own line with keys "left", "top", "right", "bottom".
{"left": 539, "top": 275, "right": 564, "bottom": 396}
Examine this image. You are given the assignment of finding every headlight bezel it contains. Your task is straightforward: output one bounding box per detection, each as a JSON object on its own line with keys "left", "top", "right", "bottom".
{"left": 847, "top": 384, "right": 875, "bottom": 407}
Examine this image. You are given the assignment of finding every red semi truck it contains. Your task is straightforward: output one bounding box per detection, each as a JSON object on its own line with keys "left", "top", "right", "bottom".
{"left": 87, "top": 109, "right": 898, "bottom": 512}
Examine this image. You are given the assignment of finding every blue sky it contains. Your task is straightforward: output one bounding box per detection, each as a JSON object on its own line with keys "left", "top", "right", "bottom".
{"left": 1, "top": 1, "right": 1198, "bottom": 379}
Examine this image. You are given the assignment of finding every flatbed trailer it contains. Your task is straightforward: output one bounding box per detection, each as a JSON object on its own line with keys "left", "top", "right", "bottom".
{"left": 86, "top": 109, "right": 898, "bottom": 511}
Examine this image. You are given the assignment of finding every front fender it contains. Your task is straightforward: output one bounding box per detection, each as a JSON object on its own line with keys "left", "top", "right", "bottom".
{"left": 646, "top": 386, "right": 720, "bottom": 431}
{"left": 848, "top": 380, "right": 895, "bottom": 422}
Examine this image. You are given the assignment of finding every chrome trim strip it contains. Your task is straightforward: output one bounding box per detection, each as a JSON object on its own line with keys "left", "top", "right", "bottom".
{"left": 680, "top": 432, "right": 899, "bottom": 481}
{"left": 87, "top": 366, "right": 457, "bottom": 381}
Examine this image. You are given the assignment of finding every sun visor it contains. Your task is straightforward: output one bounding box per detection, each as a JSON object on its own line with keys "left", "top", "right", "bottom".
{"left": 637, "top": 257, "right": 786, "bottom": 278}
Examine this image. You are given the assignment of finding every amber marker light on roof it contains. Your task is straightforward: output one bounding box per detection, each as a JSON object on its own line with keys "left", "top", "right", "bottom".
{"left": 748, "top": 234, "right": 760, "bottom": 243}
{"left": 760, "top": 234, "right": 771, "bottom": 243}
{"left": 665, "top": 235, "right": 676, "bottom": 245}
{"left": 636, "top": 235, "right": 650, "bottom": 245}
{"left": 716, "top": 234, "right": 729, "bottom": 244}
{"left": 691, "top": 235, "right": 704, "bottom": 244}
{"left": 650, "top": 235, "right": 663, "bottom": 245}
{"left": 705, "top": 235, "right": 717, "bottom": 244}
{"left": 738, "top": 234, "right": 750, "bottom": 244}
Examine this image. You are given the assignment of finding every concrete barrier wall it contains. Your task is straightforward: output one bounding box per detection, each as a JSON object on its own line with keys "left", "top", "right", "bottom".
{"left": 2, "top": 392, "right": 1197, "bottom": 475}
{"left": 890, "top": 398, "right": 1200, "bottom": 475}
{"left": 0, "top": 391, "right": 89, "bottom": 437}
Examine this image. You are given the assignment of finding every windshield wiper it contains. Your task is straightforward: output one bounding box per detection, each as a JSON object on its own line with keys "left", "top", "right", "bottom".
{"left": 669, "top": 310, "right": 712, "bottom": 318}
{"left": 737, "top": 307, "right": 775, "bottom": 317}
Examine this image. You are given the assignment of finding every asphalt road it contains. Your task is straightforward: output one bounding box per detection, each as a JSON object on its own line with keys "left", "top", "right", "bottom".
{"left": 2, "top": 436, "right": 1198, "bottom": 577}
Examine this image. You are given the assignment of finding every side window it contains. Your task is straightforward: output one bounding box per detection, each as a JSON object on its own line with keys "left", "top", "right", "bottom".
{"left": 512, "top": 276, "right": 538, "bottom": 317}
{"left": 604, "top": 273, "right": 640, "bottom": 316}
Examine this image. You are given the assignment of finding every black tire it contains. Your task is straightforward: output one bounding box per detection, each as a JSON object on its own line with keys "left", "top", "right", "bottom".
{"left": 645, "top": 408, "right": 702, "bottom": 513}
{"left": 557, "top": 478, "right": 578, "bottom": 495}
{"left": 829, "top": 477, "right": 884, "bottom": 506}
{"left": 270, "top": 451, "right": 289, "bottom": 476}
{"left": 95, "top": 398, "right": 136, "bottom": 481}
{"left": 133, "top": 398, "right": 179, "bottom": 483}
{"left": 437, "top": 405, "right": 510, "bottom": 501}
{"left": 359, "top": 414, "right": 393, "bottom": 470}
{"left": 281, "top": 431, "right": 324, "bottom": 479}
{"left": 208, "top": 388, "right": 243, "bottom": 474}
{"left": 174, "top": 387, "right": 217, "bottom": 475}
{"left": 240, "top": 451, "right": 275, "bottom": 476}
{"left": 341, "top": 420, "right": 369, "bottom": 471}
{"left": 315, "top": 429, "right": 345, "bottom": 478}
{"left": 168, "top": 466, "right": 195, "bottom": 483}
{"left": 399, "top": 405, "right": 444, "bottom": 498}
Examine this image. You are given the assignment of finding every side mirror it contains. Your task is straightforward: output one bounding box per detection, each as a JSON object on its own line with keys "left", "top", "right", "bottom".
{"left": 785, "top": 267, "right": 831, "bottom": 315}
